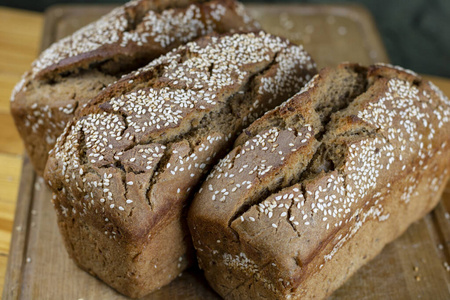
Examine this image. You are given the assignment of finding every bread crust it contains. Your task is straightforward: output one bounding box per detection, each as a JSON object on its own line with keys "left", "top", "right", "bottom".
{"left": 44, "top": 32, "right": 316, "bottom": 298}
{"left": 188, "top": 63, "right": 450, "bottom": 299}
{"left": 11, "top": 0, "right": 259, "bottom": 175}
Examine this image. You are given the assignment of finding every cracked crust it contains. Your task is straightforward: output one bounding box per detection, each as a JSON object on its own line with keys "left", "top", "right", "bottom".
{"left": 10, "top": 0, "right": 259, "bottom": 175}
{"left": 188, "top": 63, "right": 450, "bottom": 299}
{"left": 43, "top": 32, "right": 316, "bottom": 298}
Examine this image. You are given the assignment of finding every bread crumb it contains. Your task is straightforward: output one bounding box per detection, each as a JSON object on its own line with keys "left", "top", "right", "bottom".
{"left": 369, "top": 50, "right": 378, "bottom": 60}
{"left": 305, "top": 25, "right": 314, "bottom": 34}
{"left": 338, "top": 26, "right": 347, "bottom": 36}
{"left": 279, "top": 13, "right": 294, "bottom": 30}
{"left": 444, "top": 262, "right": 450, "bottom": 272}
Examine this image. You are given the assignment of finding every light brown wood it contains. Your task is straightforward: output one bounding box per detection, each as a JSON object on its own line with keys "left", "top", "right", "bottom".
{"left": 0, "top": 7, "right": 41, "bottom": 157}
{"left": 2, "top": 156, "right": 35, "bottom": 300}
{"left": 0, "top": 8, "right": 43, "bottom": 75}
{"left": 1, "top": 4, "right": 450, "bottom": 300}
{"left": 0, "top": 256, "right": 7, "bottom": 297}
{"left": 0, "top": 154, "right": 22, "bottom": 257}
{"left": 0, "top": 7, "right": 43, "bottom": 297}
{"left": 0, "top": 114, "right": 24, "bottom": 155}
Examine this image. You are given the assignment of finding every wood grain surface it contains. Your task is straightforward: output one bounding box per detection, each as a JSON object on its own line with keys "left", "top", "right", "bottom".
{"left": 1, "top": 3, "right": 450, "bottom": 299}
{"left": 0, "top": 7, "right": 42, "bottom": 297}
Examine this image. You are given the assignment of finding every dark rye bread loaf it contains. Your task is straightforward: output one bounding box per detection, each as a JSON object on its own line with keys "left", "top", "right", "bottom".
{"left": 11, "top": 0, "right": 258, "bottom": 175}
{"left": 44, "top": 32, "right": 316, "bottom": 298}
{"left": 188, "top": 63, "right": 450, "bottom": 299}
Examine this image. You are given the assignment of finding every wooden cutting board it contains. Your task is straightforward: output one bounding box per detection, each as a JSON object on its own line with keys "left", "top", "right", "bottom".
{"left": 3, "top": 4, "right": 450, "bottom": 299}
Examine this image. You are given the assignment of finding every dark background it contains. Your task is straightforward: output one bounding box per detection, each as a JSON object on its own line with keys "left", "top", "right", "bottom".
{"left": 1, "top": 0, "right": 449, "bottom": 77}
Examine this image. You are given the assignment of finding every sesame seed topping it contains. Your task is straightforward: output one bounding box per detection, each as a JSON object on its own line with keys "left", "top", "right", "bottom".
{"left": 192, "top": 64, "right": 450, "bottom": 288}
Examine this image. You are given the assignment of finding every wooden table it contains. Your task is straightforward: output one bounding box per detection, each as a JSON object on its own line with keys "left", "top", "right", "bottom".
{"left": 0, "top": 7, "right": 42, "bottom": 296}
{"left": 1, "top": 5, "right": 450, "bottom": 297}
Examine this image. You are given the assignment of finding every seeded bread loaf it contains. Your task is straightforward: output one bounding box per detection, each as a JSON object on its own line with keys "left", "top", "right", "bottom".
{"left": 11, "top": 0, "right": 258, "bottom": 175}
{"left": 43, "top": 32, "right": 316, "bottom": 298}
{"left": 188, "top": 63, "right": 450, "bottom": 299}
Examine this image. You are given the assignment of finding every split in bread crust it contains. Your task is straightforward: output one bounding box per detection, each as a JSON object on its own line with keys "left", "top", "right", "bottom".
{"left": 188, "top": 63, "right": 450, "bottom": 299}
{"left": 44, "top": 32, "right": 316, "bottom": 298}
{"left": 11, "top": 0, "right": 259, "bottom": 175}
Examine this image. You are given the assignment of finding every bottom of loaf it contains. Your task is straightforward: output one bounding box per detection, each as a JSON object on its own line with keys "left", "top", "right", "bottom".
{"left": 195, "top": 148, "right": 449, "bottom": 300}
{"left": 56, "top": 209, "right": 193, "bottom": 298}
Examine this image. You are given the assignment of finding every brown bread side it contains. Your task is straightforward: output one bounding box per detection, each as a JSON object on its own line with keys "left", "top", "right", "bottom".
{"left": 11, "top": 0, "right": 259, "bottom": 175}
{"left": 43, "top": 32, "right": 316, "bottom": 298}
{"left": 188, "top": 63, "right": 450, "bottom": 299}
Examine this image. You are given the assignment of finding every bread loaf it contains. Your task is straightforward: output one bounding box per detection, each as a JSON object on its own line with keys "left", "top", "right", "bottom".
{"left": 188, "top": 63, "right": 450, "bottom": 299}
{"left": 11, "top": 0, "right": 259, "bottom": 175}
{"left": 44, "top": 32, "right": 316, "bottom": 298}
